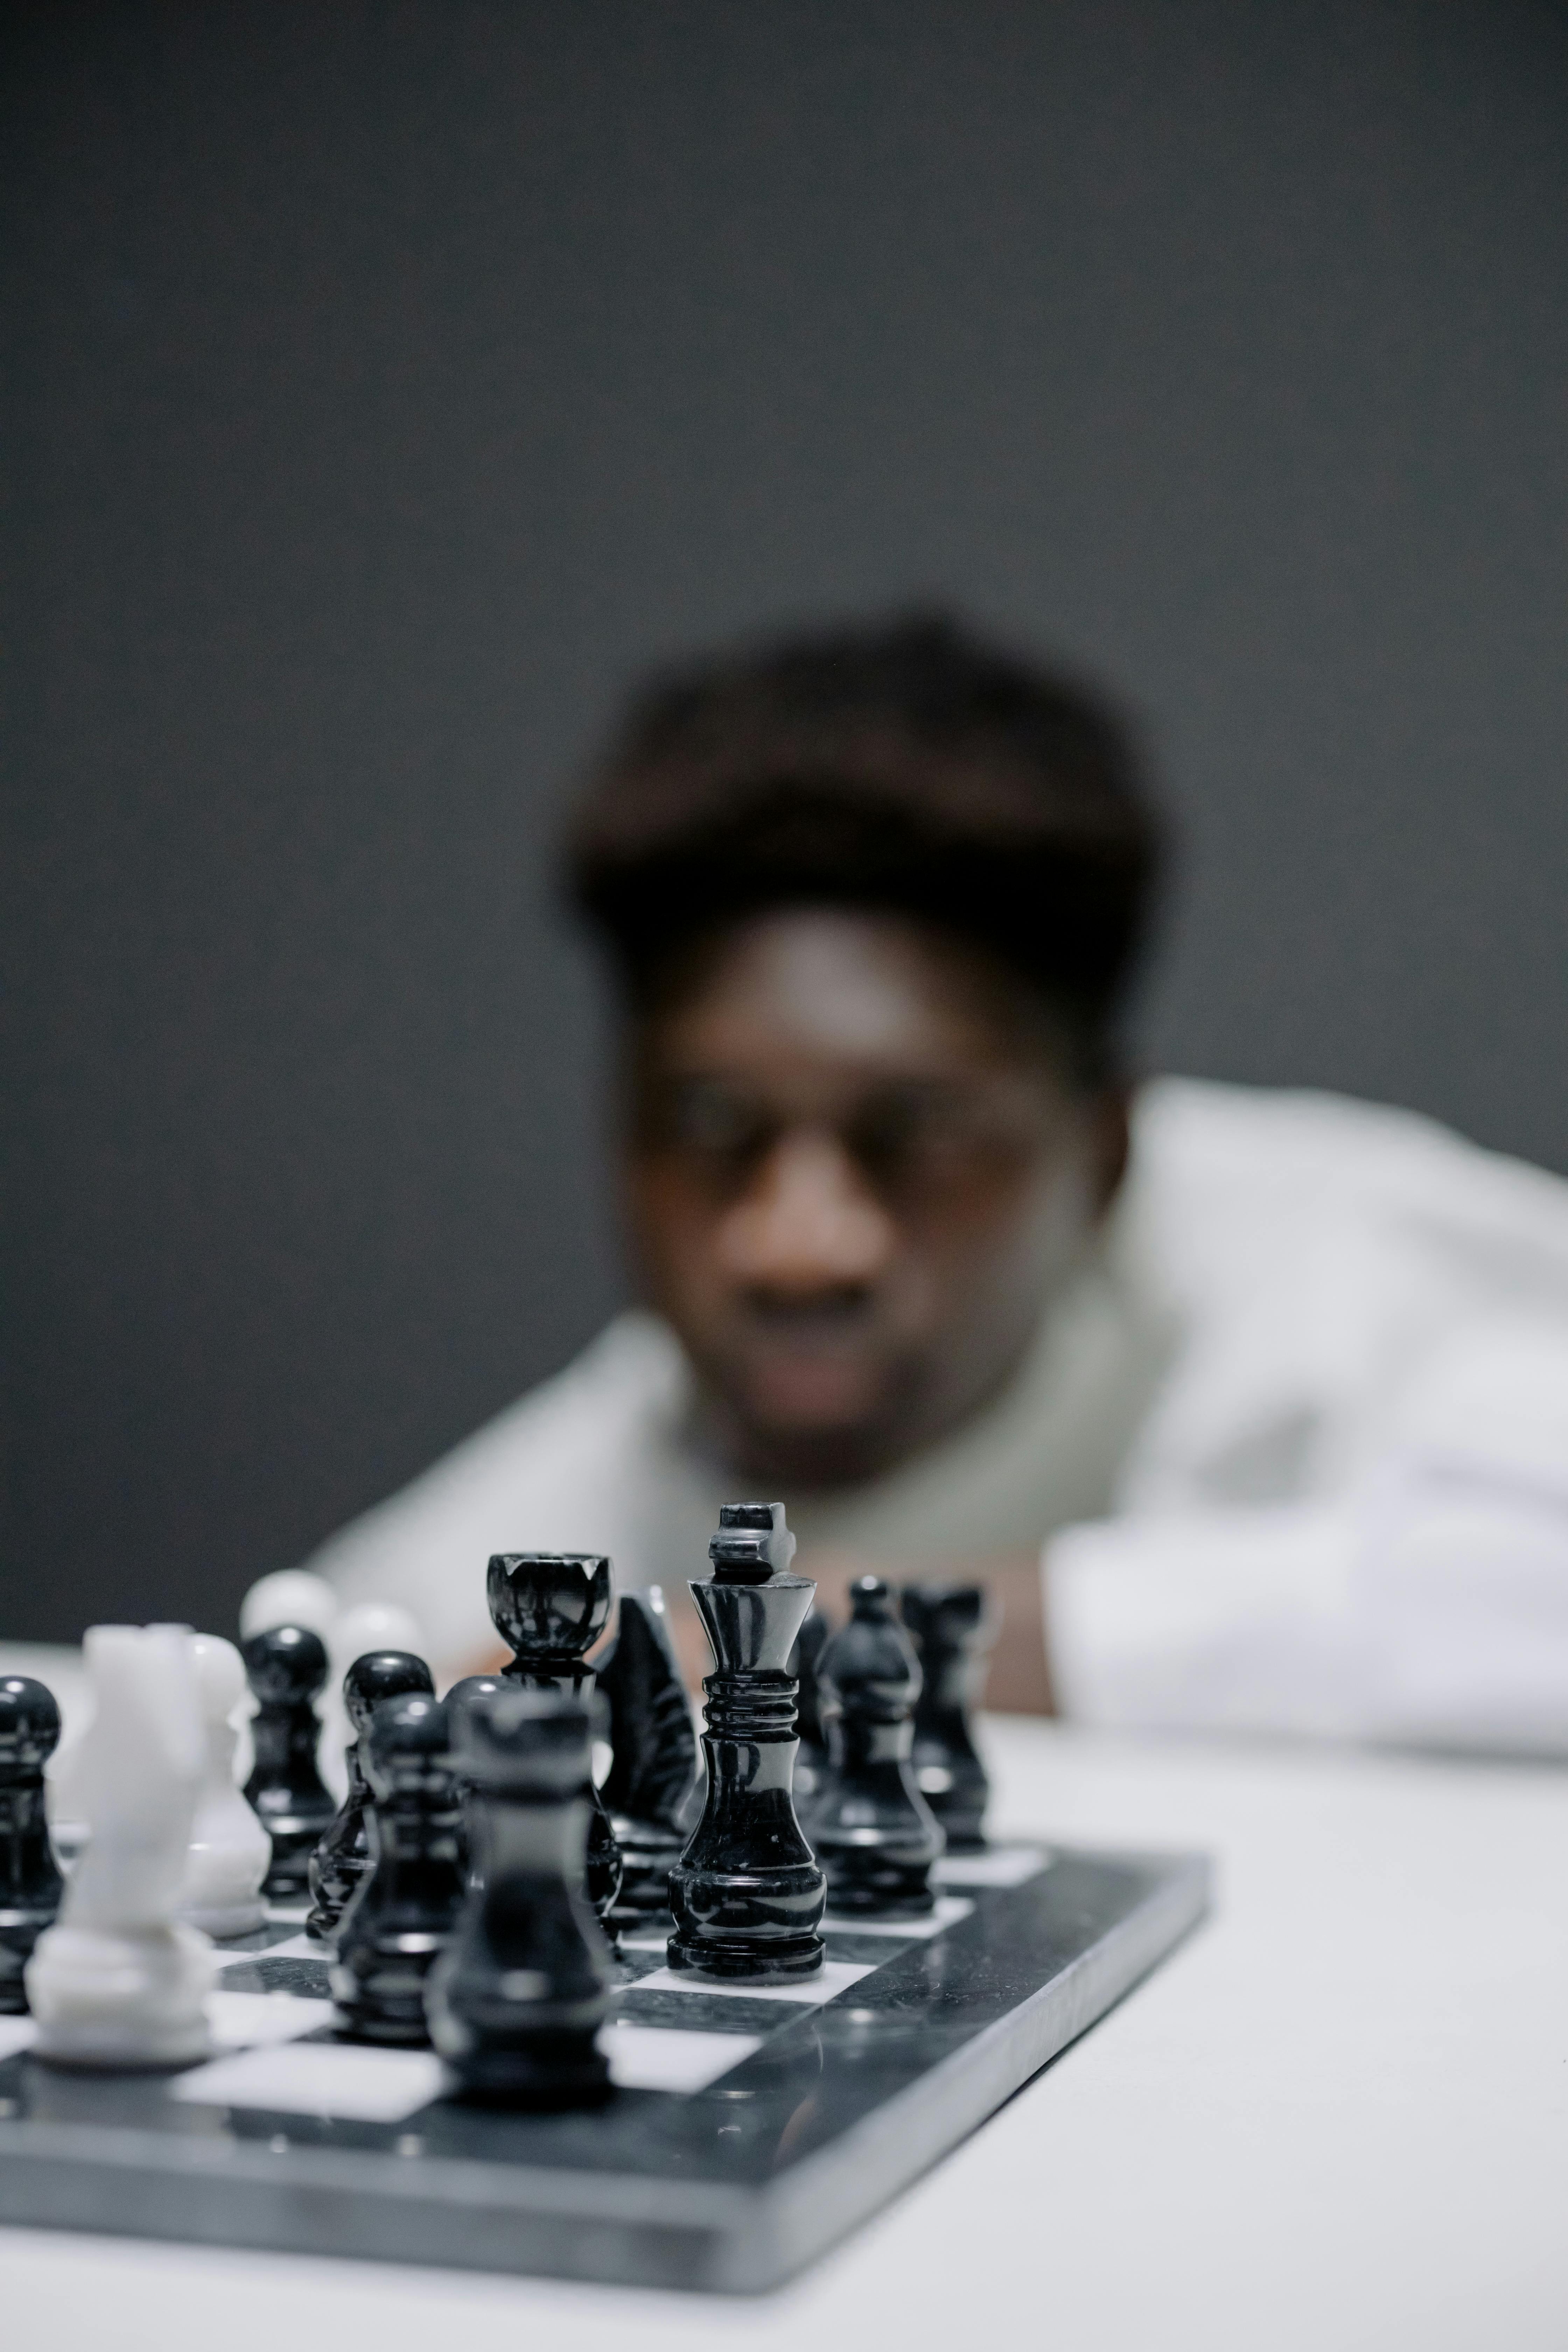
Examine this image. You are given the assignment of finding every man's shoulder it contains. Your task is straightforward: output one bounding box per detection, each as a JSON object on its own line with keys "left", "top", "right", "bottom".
{"left": 1132, "top": 1076, "right": 1568, "bottom": 1220}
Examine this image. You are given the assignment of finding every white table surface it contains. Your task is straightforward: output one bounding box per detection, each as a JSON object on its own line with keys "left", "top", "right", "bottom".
{"left": 5, "top": 1704, "right": 1567, "bottom": 2352}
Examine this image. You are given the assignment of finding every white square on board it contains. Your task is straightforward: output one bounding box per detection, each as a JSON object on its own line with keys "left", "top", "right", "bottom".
{"left": 933, "top": 1844, "right": 1049, "bottom": 1888}
{"left": 629, "top": 1958, "right": 873, "bottom": 2004}
{"left": 170, "top": 2040, "right": 445, "bottom": 2123}
{"left": 598, "top": 2023, "right": 760, "bottom": 2093}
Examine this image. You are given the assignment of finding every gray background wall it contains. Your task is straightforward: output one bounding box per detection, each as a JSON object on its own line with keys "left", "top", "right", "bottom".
{"left": 5, "top": 1, "right": 1566, "bottom": 1642}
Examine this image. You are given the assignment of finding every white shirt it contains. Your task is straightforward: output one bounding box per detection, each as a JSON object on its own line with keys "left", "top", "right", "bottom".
{"left": 310, "top": 1078, "right": 1568, "bottom": 1755}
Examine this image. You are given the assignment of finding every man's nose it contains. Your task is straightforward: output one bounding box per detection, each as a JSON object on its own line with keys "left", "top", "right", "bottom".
{"left": 714, "top": 1128, "right": 896, "bottom": 1293}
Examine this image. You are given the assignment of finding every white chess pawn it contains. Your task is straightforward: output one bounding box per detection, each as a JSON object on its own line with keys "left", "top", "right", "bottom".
{"left": 27, "top": 1624, "right": 216, "bottom": 2069}
{"left": 180, "top": 1633, "right": 271, "bottom": 1938}
{"left": 238, "top": 1568, "right": 339, "bottom": 1644}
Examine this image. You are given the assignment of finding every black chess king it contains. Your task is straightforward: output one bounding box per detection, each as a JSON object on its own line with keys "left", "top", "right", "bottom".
{"left": 667, "top": 1502, "right": 826, "bottom": 1982}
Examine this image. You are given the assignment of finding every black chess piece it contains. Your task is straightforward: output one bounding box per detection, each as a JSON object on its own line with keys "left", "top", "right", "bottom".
{"left": 596, "top": 1588, "right": 699, "bottom": 1924}
{"left": 486, "top": 1553, "right": 623, "bottom": 1934}
{"left": 441, "top": 1672, "right": 506, "bottom": 1886}
{"left": 306, "top": 1649, "right": 434, "bottom": 1940}
{"left": 330, "top": 1692, "right": 465, "bottom": 2045}
{"left": 0, "top": 1676, "right": 65, "bottom": 2015}
{"left": 240, "top": 1624, "right": 337, "bottom": 1897}
{"left": 899, "top": 1584, "right": 995, "bottom": 1850}
{"left": 813, "top": 1576, "right": 944, "bottom": 1915}
{"left": 786, "top": 1605, "right": 832, "bottom": 1817}
{"left": 427, "top": 1685, "right": 615, "bottom": 2107}
{"left": 667, "top": 1502, "right": 826, "bottom": 1982}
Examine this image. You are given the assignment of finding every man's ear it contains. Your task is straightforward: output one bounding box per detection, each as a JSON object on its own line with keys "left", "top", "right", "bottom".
{"left": 1088, "top": 1082, "right": 1133, "bottom": 1221}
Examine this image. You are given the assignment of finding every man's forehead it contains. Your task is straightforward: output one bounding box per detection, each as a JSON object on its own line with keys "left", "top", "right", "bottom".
{"left": 636, "top": 907, "right": 1064, "bottom": 1073}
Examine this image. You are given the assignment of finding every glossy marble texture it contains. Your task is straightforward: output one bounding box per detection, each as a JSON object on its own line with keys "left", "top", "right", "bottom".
{"left": 0, "top": 1839, "right": 1208, "bottom": 2289}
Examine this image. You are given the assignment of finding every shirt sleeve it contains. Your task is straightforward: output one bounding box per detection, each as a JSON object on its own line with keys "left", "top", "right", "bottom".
{"left": 1047, "top": 1319, "right": 1568, "bottom": 1754}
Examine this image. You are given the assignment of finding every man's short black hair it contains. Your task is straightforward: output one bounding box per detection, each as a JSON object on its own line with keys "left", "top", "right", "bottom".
{"left": 565, "top": 611, "right": 1164, "bottom": 1079}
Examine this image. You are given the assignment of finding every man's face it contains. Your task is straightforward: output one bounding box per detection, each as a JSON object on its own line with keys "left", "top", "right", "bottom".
{"left": 623, "top": 908, "right": 1129, "bottom": 1488}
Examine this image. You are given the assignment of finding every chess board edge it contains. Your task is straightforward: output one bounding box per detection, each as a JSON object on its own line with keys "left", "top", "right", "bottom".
{"left": 0, "top": 1846, "right": 1211, "bottom": 2294}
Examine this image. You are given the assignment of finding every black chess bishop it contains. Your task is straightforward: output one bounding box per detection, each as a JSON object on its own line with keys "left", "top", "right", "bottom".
{"left": 812, "top": 1575, "right": 944, "bottom": 1914}
{"left": 595, "top": 1588, "right": 699, "bottom": 1924}
{"left": 900, "top": 1583, "right": 995, "bottom": 1849}
{"left": 0, "top": 1675, "right": 65, "bottom": 2015}
{"left": 667, "top": 1502, "right": 826, "bottom": 1982}
{"left": 427, "top": 1685, "right": 615, "bottom": 2107}
{"left": 330, "top": 1691, "right": 465, "bottom": 2044}
{"left": 241, "top": 1623, "right": 338, "bottom": 1897}
{"left": 486, "top": 1552, "right": 623, "bottom": 1932}
{"left": 306, "top": 1648, "right": 434, "bottom": 1940}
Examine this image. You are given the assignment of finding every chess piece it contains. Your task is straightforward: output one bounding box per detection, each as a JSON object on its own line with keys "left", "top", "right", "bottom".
{"left": 241, "top": 1624, "right": 336, "bottom": 1897}
{"left": 786, "top": 1605, "right": 831, "bottom": 1814}
{"left": 330, "top": 1692, "right": 464, "bottom": 2044}
{"left": 813, "top": 1576, "right": 944, "bottom": 1915}
{"left": 27, "top": 1624, "right": 215, "bottom": 2068}
{"left": 179, "top": 1634, "right": 271, "bottom": 1938}
{"left": 900, "top": 1584, "right": 995, "bottom": 1850}
{"left": 306, "top": 1648, "right": 434, "bottom": 1940}
{"left": 320, "top": 1601, "right": 426, "bottom": 1799}
{"left": 667, "top": 1503, "right": 826, "bottom": 1982}
{"left": 239, "top": 1568, "right": 339, "bottom": 1644}
{"left": 487, "top": 1553, "right": 623, "bottom": 1932}
{"left": 428, "top": 1685, "right": 614, "bottom": 2106}
{"left": 596, "top": 1588, "right": 699, "bottom": 1922}
{"left": 0, "top": 1676, "right": 65, "bottom": 2013}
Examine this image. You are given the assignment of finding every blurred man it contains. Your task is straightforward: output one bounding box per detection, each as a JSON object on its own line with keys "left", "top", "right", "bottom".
{"left": 309, "top": 615, "right": 1568, "bottom": 1750}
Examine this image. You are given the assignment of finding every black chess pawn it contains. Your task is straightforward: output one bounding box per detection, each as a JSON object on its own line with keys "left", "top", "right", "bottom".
{"left": 596, "top": 1589, "right": 699, "bottom": 1924}
{"left": 306, "top": 1649, "right": 434, "bottom": 1940}
{"left": 667, "top": 1502, "right": 826, "bottom": 1982}
{"left": 0, "top": 1676, "right": 65, "bottom": 2014}
{"left": 241, "top": 1623, "right": 337, "bottom": 1897}
{"left": 813, "top": 1576, "right": 944, "bottom": 1915}
{"left": 330, "top": 1692, "right": 465, "bottom": 2045}
{"left": 441, "top": 1672, "right": 506, "bottom": 1887}
{"left": 486, "top": 1553, "right": 623, "bottom": 1933}
{"left": 900, "top": 1584, "right": 996, "bottom": 1850}
{"left": 786, "top": 1605, "right": 832, "bottom": 1817}
{"left": 427, "top": 1685, "right": 615, "bottom": 2107}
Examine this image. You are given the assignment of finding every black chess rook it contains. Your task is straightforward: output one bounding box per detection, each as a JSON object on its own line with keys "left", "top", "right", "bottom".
{"left": 240, "top": 1624, "right": 337, "bottom": 1897}
{"left": 595, "top": 1588, "right": 699, "bottom": 1923}
{"left": 900, "top": 1584, "right": 995, "bottom": 1849}
{"left": 813, "top": 1576, "right": 944, "bottom": 1915}
{"left": 428, "top": 1685, "right": 615, "bottom": 2107}
{"left": 0, "top": 1676, "right": 65, "bottom": 2015}
{"left": 307, "top": 1648, "right": 434, "bottom": 1940}
{"left": 667, "top": 1502, "right": 826, "bottom": 1982}
{"left": 330, "top": 1691, "right": 465, "bottom": 2045}
{"left": 486, "top": 1552, "right": 624, "bottom": 1933}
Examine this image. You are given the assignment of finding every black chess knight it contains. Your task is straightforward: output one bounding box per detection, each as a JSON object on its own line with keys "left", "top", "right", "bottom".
{"left": 306, "top": 1648, "right": 434, "bottom": 1940}
{"left": 0, "top": 1675, "right": 65, "bottom": 2014}
{"left": 900, "top": 1584, "right": 995, "bottom": 1849}
{"left": 427, "top": 1685, "right": 615, "bottom": 2107}
{"left": 241, "top": 1624, "right": 338, "bottom": 1896}
{"left": 595, "top": 1588, "right": 699, "bottom": 1923}
{"left": 330, "top": 1692, "right": 465, "bottom": 2045}
{"left": 486, "top": 1553, "right": 623, "bottom": 1933}
{"left": 813, "top": 1576, "right": 944, "bottom": 1914}
{"left": 667, "top": 1503, "right": 826, "bottom": 1982}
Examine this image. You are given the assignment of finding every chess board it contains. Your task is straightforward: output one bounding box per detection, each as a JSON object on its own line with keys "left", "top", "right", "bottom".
{"left": 0, "top": 1840, "right": 1208, "bottom": 2292}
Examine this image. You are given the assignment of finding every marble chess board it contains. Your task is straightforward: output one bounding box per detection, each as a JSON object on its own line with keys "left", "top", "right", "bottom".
{"left": 0, "top": 1838, "right": 1206, "bottom": 2291}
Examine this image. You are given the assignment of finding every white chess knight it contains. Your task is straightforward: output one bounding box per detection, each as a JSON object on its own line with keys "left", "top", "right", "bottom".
{"left": 179, "top": 1633, "right": 271, "bottom": 1938}
{"left": 28, "top": 1624, "right": 216, "bottom": 2068}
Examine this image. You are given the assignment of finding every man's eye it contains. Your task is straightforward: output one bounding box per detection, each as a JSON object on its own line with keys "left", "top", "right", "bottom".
{"left": 659, "top": 1085, "right": 768, "bottom": 1156}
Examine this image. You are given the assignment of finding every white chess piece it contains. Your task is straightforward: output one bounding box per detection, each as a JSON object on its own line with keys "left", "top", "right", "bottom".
{"left": 180, "top": 1633, "right": 271, "bottom": 1938}
{"left": 27, "top": 1624, "right": 216, "bottom": 2068}
{"left": 238, "top": 1568, "right": 339, "bottom": 1644}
